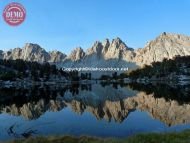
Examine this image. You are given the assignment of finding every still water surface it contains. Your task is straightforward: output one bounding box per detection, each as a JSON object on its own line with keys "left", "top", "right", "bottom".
{"left": 0, "top": 82, "right": 190, "bottom": 141}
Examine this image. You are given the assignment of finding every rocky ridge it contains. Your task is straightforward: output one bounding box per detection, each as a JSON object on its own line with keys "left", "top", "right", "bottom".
{"left": 1, "top": 32, "right": 190, "bottom": 67}
{"left": 1, "top": 43, "right": 66, "bottom": 63}
{"left": 134, "top": 32, "right": 190, "bottom": 65}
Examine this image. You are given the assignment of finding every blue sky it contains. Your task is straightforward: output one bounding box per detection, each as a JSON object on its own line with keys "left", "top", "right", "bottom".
{"left": 0, "top": 0, "right": 190, "bottom": 54}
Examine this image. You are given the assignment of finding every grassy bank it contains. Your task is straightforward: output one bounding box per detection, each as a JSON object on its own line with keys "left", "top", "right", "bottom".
{"left": 5, "top": 130, "right": 190, "bottom": 143}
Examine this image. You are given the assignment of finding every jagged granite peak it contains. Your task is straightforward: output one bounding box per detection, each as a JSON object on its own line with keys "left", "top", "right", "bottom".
{"left": 111, "top": 37, "right": 128, "bottom": 50}
{"left": 49, "top": 50, "right": 67, "bottom": 62}
{"left": 2, "top": 43, "right": 67, "bottom": 63}
{"left": 21, "top": 43, "right": 50, "bottom": 62}
{"left": 68, "top": 47, "right": 85, "bottom": 61}
{"left": 84, "top": 37, "right": 132, "bottom": 60}
{"left": 157, "top": 32, "right": 190, "bottom": 41}
{"left": 86, "top": 41, "right": 103, "bottom": 56}
{"left": 102, "top": 38, "right": 110, "bottom": 47}
{"left": 134, "top": 32, "right": 190, "bottom": 66}
{"left": 3, "top": 47, "right": 22, "bottom": 60}
{"left": 103, "top": 37, "right": 132, "bottom": 60}
{"left": 102, "top": 39, "right": 110, "bottom": 54}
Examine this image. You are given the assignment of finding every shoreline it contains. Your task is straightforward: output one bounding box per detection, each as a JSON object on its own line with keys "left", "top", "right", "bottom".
{"left": 0, "top": 78, "right": 190, "bottom": 88}
{"left": 5, "top": 129, "right": 190, "bottom": 143}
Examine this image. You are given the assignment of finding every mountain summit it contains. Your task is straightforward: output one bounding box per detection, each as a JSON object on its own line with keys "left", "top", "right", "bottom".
{"left": 134, "top": 32, "right": 190, "bottom": 65}
{"left": 1, "top": 32, "right": 190, "bottom": 69}
{"left": 1, "top": 43, "right": 66, "bottom": 63}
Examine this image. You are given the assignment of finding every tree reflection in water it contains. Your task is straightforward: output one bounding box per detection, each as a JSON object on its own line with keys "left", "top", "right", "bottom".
{"left": 0, "top": 82, "right": 190, "bottom": 133}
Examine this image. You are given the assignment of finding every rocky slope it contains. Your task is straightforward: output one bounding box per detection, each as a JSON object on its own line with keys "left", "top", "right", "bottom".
{"left": 1, "top": 43, "right": 66, "bottom": 63}
{"left": 1, "top": 32, "right": 190, "bottom": 68}
{"left": 58, "top": 37, "right": 136, "bottom": 72}
{"left": 134, "top": 32, "right": 190, "bottom": 65}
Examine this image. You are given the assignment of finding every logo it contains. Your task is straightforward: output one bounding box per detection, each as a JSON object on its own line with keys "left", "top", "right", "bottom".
{"left": 3, "top": 2, "right": 26, "bottom": 26}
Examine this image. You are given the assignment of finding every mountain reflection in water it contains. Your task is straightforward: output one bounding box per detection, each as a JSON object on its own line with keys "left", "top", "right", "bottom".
{"left": 0, "top": 82, "right": 190, "bottom": 140}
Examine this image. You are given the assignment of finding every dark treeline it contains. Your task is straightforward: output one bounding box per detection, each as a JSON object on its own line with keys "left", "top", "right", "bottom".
{"left": 128, "top": 56, "right": 190, "bottom": 79}
{"left": 100, "top": 56, "right": 190, "bottom": 80}
{"left": 0, "top": 59, "right": 87, "bottom": 81}
{"left": 99, "top": 72, "right": 118, "bottom": 80}
{"left": 0, "top": 59, "right": 69, "bottom": 81}
{"left": 0, "top": 59, "right": 93, "bottom": 81}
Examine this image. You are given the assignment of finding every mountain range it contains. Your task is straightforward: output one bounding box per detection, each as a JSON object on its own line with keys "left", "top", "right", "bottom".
{"left": 1, "top": 32, "right": 190, "bottom": 70}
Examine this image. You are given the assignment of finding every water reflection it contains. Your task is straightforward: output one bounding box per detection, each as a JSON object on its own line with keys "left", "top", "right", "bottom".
{"left": 7, "top": 123, "right": 37, "bottom": 138}
{"left": 126, "top": 82, "right": 190, "bottom": 104}
{"left": 0, "top": 82, "right": 190, "bottom": 140}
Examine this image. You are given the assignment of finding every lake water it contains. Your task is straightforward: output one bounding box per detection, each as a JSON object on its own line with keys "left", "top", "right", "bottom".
{"left": 0, "top": 82, "right": 190, "bottom": 141}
